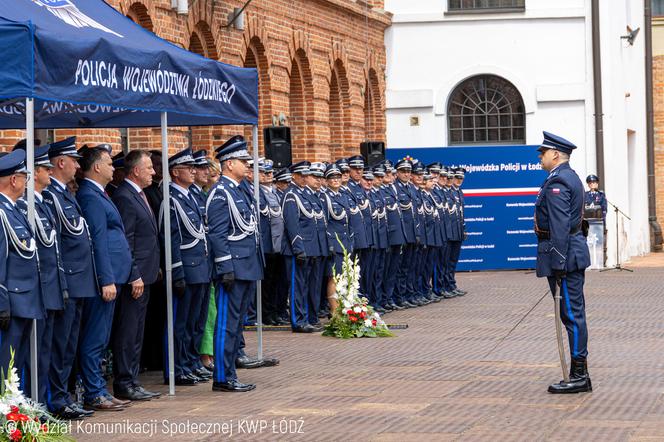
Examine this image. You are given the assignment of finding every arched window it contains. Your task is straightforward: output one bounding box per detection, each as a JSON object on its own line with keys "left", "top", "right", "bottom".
{"left": 448, "top": 75, "right": 525, "bottom": 145}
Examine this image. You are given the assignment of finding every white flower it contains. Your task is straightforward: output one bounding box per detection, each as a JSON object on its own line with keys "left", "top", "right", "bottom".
{"left": 353, "top": 306, "right": 362, "bottom": 313}
{"left": 361, "top": 306, "right": 368, "bottom": 313}
{"left": 364, "top": 319, "right": 372, "bottom": 327}
{"left": 0, "top": 402, "right": 9, "bottom": 415}
{"left": 342, "top": 299, "right": 353, "bottom": 309}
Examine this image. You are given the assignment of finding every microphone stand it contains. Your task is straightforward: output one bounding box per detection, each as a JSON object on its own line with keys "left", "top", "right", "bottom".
{"left": 600, "top": 199, "right": 633, "bottom": 272}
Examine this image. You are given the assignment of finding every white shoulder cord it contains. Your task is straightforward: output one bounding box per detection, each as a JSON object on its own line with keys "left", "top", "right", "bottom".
{"left": 171, "top": 197, "right": 206, "bottom": 250}
{"left": 222, "top": 188, "right": 258, "bottom": 242}
{"left": 50, "top": 193, "right": 86, "bottom": 236}
{"left": 34, "top": 210, "right": 56, "bottom": 248}
{"left": 325, "top": 194, "right": 347, "bottom": 221}
{"left": 284, "top": 190, "right": 315, "bottom": 219}
{"left": 0, "top": 210, "right": 36, "bottom": 259}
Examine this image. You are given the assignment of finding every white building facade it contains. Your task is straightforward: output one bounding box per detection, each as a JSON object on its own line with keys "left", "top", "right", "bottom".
{"left": 384, "top": 0, "right": 650, "bottom": 265}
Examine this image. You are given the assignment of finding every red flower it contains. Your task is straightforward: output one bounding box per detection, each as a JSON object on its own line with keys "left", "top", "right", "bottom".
{"left": 346, "top": 309, "right": 353, "bottom": 315}
{"left": 41, "top": 424, "right": 48, "bottom": 433}
{"left": 9, "top": 406, "right": 18, "bottom": 413}
{"left": 349, "top": 316, "right": 358, "bottom": 322}
{"left": 10, "top": 429, "right": 21, "bottom": 441}
{"left": 372, "top": 319, "right": 377, "bottom": 326}
{"left": 6, "top": 412, "right": 19, "bottom": 421}
{"left": 360, "top": 312, "right": 366, "bottom": 319}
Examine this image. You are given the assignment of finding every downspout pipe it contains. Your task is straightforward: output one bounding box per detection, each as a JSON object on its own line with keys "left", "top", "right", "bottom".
{"left": 591, "top": 0, "right": 605, "bottom": 187}
{"left": 645, "top": 1, "right": 664, "bottom": 251}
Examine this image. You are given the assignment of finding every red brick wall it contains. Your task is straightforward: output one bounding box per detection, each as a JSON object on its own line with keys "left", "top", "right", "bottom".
{"left": 1, "top": 0, "right": 390, "bottom": 162}
{"left": 654, "top": 55, "right": 664, "bottom": 224}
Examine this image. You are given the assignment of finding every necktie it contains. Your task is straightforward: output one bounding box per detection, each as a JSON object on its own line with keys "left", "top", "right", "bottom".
{"left": 139, "top": 191, "right": 154, "bottom": 216}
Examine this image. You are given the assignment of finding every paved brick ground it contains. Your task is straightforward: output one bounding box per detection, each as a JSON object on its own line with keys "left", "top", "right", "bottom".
{"left": 71, "top": 262, "right": 664, "bottom": 441}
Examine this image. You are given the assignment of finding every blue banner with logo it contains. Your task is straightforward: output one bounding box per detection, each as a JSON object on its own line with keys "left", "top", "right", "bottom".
{"left": 386, "top": 146, "right": 548, "bottom": 271}
{"left": 0, "top": 0, "right": 258, "bottom": 128}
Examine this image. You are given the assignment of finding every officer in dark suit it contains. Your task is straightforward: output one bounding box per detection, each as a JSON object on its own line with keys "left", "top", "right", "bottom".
{"left": 207, "top": 137, "right": 263, "bottom": 392}
{"left": 14, "top": 145, "right": 66, "bottom": 407}
{"left": 77, "top": 146, "right": 138, "bottom": 411}
{"left": 380, "top": 161, "right": 405, "bottom": 311}
{"left": 282, "top": 162, "right": 318, "bottom": 333}
{"left": 42, "top": 137, "right": 98, "bottom": 420}
{"left": 110, "top": 150, "right": 161, "bottom": 401}
{"left": 535, "top": 131, "right": 592, "bottom": 394}
{"left": 0, "top": 149, "right": 45, "bottom": 398}
{"left": 161, "top": 148, "right": 211, "bottom": 385}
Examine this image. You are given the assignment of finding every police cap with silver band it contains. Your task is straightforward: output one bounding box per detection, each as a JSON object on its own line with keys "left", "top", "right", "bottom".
{"left": 290, "top": 161, "right": 311, "bottom": 175}
{"left": 169, "top": 147, "right": 196, "bottom": 169}
{"left": 0, "top": 149, "right": 27, "bottom": 177}
{"left": 453, "top": 167, "right": 466, "bottom": 178}
{"left": 372, "top": 164, "right": 386, "bottom": 177}
{"left": 13, "top": 142, "right": 53, "bottom": 169}
{"left": 259, "top": 159, "right": 274, "bottom": 173}
{"left": 112, "top": 152, "right": 125, "bottom": 169}
{"left": 586, "top": 174, "right": 599, "bottom": 183}
{"left": 335, "top": 158, "right": 350, "bottom": 172}
{"left": 347, "top": 155, "right": 365, "bottom": 169}
{"left": 412, "top": 161, "right": 425, "bottom": 175}
{"left": 362, "top": 167, "right": 374, "bottom": 180}
{"left": 215, "top": 136, "right": 252, "bottom": 162}
{"left": 274, "top": 167, "right": 292, "bottom": 182}
{"left": 309, "top": 162, "right": 326, "bottom": 178}
{"left": 427, "top": 162, "right": 442, "bottom": 174}
{"left": 325, "top": 164, "right": 342, "bottom": 179}
{"left": 193, "top": 150, "right": 209, "bottom": 167}
{"left": 13, "top": 139, "right": 42, "bottom": 151}
{"left": 395, "top": 158, "right": 412, "bottom": 171}
{"left": 48, "top": 136, "right": 81, "bottom": 159}
{"left": 538, "top": 131, "right": 577, "bottom": 154}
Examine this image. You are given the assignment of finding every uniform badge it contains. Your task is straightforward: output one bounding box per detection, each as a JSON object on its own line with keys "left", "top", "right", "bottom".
{"left": 551, "top": 188, "right": 561, "bottom": 194}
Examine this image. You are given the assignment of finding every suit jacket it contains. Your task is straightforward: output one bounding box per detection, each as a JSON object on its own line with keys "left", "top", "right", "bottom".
{"left": 43, "top": 180, "right": 99, "bottom": 298}
{"left": 112, "top": 180, "right": 161, "bottom": 286}
{"left": 207, "top": 176, "right": 263, "bottom": 281}
{"left": 17, "top": 196, "right": 67, "bottom": 311}
{"left": 0, "top": 194, "right": 44, "bottom": 319}
{"left": 77, "top": 179, "right": 137, "bottom": 287}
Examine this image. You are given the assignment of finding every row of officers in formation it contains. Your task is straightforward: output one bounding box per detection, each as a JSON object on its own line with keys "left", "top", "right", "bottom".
{"left": 0, "top": 134, "right": 468, "bottom": 420}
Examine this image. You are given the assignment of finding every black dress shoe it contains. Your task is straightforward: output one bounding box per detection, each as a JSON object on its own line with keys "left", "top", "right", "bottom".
{"left": 382, "top": 304, "right": 393, "bottom": 312}
{"left": 548, "top": 359, "right": 592, "bottom": 394}
{"left": 389, "top": 303, "right": 404, "bottom": 310}
{"left": 261, "top": 357, "right": 279, "bottom": 367}
{"left": 134, "top": 385, "right": 161, "bottom": 399}
{"left": 54, "top": 405, "right": 87, "bottom": 420}
{"left": 442, "top": 291, "right": 456, "bottom": 299}
{"left": 114, "top": 386, "right": 152, "bottom": 402}
{"left": 189, "top": 372, "right": 209, "bottom": 383}
{"left": 276, "top": 317, "right": 290, "bottom": 325}
{"left": 194, "top": 367, "right": 213, "bottom": 379}
{"left": 212, "top": 379, "right": 256, "bottom": 392}
{"left": 203, "top": 362, "right": 215, "bottom": 372}
{"left": 70, "top": 403, "right": 95, "bottom": 417}
{"left": 292, "top": 324, "right": 316, "bottom": 333}
{"left": 452, "top": 289, "right": 466, "bottom": 296}
{"left": 310, "top": 323, "right": 324, "bottom": 332}
{"left": 236, "top": 355, "right": 264, "bottom": 369}
{"left": 375, "top": 306, "right": 387, "bottom": 314}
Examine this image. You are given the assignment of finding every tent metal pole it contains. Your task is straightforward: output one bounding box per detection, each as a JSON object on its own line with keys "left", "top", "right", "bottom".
{"left": 26, "top": 98, "right": 38, "bottom": 401}
{"left": 161, "top": 112, "right": 176, "bottom": 396}
{"left": 252, "top": 125, "right": 263, "bottom": 360}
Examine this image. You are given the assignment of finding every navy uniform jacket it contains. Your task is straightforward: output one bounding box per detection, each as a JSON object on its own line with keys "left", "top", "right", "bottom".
{"left": 341, "top": 185, "right": 369, "bottom": 250}
{"left": 162, "top": 183, "right": 210, "bottom": 284}
{"left": 453, "top": 186, "right": 466, "bottom": 239}
{"left": 308, "top": 188, "right": 329, "bottom": 257}
{"left": 422, "top": 191, "right": 442, "bottom": 247}
{"left": 382, "top": 184, "right": 406, "bottom": 247}
{"left": 412, "top": 186, "right": 426, "bottom": 244}
{"left": 18, "top": 196, "right": 66, "bottom": 311}
{"left": 348, "top": 180, "right": 374, "bottom": 249}
{"left": 258, "top": 186, "right": 274, "bottom": 255}
{"left": 207, "top": 175, "right": 264, "bottom": 282}
{"left": 431, "top": 185, "right": 448, "bottom": 243}
{"left": 112, "top": 181, "right": 161, "bottom": 286}
{"left": 321, "top": 190, "right": 353, "bottom": 254}
{"left": 264, "top": 187, "right": 284, "bottom": 253}
{"left": 442, "top": 186, "right": 461, "bottom": 242}
{"left": 395, "top": 180, "right": 418, "bottom": 244}
{"left": 370, "top": 188, "right": 389, "bottom": 249}
{"left": 0, "top": 194, "right": 44, "bottom": 319}
{"left": 77, "top": 179, "right": 137, "bottom": 287}
{"left": 43, "top": 179, "right": 98, "bottom": 298}
{"left": 281, "top": 184, "right": 321, "bottom": 257}
{"left": 190, "top": 184, "right": 208, "bottom": 223}
{"left": 535, "top": 162, "right": 591, "bottom": 277}
{"left": 584, "top": 190, "right": 607, "bottom": 219}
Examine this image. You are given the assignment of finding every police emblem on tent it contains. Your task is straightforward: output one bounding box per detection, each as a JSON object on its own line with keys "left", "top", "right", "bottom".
{"left": 31, "top": 0, "right": 123, "bottom": 38}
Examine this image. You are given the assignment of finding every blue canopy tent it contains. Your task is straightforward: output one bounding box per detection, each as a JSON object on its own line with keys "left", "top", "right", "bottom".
{"left": 0, "top": 0, "right": 264, "bottom": 397}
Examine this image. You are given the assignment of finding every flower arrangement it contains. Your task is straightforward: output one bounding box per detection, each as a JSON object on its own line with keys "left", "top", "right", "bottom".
{"left": 0, "top": 350, "right": 72, "bottom": 442}
{"left": 323, "top": 245, "right": 393, "bottom": 339}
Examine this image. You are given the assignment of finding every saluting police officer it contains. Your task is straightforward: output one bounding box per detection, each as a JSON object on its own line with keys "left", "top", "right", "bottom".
{"left": 535, "top": 131, "right": 592, "bottom": 394}
{"left": 207, "top": 137, "right": 263, "bottom": 392}
{"left": 161, "top": 148, "right": 211, "bottom": 386}
{"left": 43, "top": 137, "right": 98, "bottom": 420}
{"left": 0, "top": 149, "right": 45, "bottom": 399}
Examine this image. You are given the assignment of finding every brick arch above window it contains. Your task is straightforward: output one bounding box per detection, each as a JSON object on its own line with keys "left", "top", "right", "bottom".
{"left": 447, "top": 74, "right": 525, "bottom": 145}
{"left": 188, "top": 21, "right": 218, "bottom": 60}
{"left": 125, "top": 1, "right": 153, "bottom": 32}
